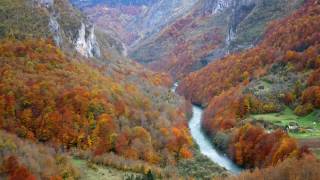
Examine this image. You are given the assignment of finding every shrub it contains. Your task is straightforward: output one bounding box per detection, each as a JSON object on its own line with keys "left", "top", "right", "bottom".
{"left": 294, "top": 103, "right": 314, "bottom": 116}
{"left": 213, "top": 132, "right": 230, "bottom": 152}
{"left": 262, "top": 102, "right": 279, "bottom": 113}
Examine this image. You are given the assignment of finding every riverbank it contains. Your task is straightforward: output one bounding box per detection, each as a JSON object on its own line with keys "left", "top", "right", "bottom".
{"left": 188, "top": 106, "right": 242, "bottom": 173}
{"left": 173, "top": 82, "right": 242, "bottom": 174}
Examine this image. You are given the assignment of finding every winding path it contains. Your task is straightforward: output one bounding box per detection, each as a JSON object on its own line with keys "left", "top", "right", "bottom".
{"left": 173, "top": 83, "right": 242, "bottom": 173}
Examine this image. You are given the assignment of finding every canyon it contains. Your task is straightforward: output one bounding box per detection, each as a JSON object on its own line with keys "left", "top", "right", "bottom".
{"left": 0, "top": 0, "right": 319, "bottom": 179}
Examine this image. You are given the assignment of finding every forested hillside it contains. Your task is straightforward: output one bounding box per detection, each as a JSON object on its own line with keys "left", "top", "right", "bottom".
{"left": 130, "top": 0, "right": 303, "bottom": 79}
{"left": 179, "top": 0, "right": 320, "bottom": 170}
{"left": 0, "top": 0, "right": 230, "bottom": 179}
{"left": 1, "top": 0, "right": 320, "bottom": 179}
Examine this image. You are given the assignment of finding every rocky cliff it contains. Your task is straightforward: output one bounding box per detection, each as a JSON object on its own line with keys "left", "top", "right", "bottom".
{"left": 0, "top": 0, "right": 103, "bottom": 58}
{"left": 39, "top": 0, "right": 101, "bottom": 57}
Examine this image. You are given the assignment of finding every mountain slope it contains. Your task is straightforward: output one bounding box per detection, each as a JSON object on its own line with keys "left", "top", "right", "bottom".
{"left": 0, "top": 0, "right": 230, "bottom": 178}
{"left": 0, "top": 0, "right": 174, "bottom": 85}
{"left": 178, "top": 0, "right": 320, "bottom": 168}
{"left": 127, "top": 0, "right": 199, "bottom": 46}
{"left": 0, "top": 38, "right": 194, "bottom": 177}
{"left": 0, "top": 0, "right": 103, "bottom": 58}
{"left": 71, "top": 0, "right": 199, "bottom": 47}
{"left": 2, "top": 0, "right": 319, "bottom": 179}
{"left": 130, "top": 0, "right": 303, "bottom": 79}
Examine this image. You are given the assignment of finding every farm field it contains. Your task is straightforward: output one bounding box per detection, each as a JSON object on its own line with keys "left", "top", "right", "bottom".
{"left": 251, "top": 108, "right": 320, "bottom": 139}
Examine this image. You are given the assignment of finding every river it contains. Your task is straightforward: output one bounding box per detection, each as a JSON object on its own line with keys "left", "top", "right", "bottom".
{"left": 172, "top": 83, "right": 241, "bottom": 174}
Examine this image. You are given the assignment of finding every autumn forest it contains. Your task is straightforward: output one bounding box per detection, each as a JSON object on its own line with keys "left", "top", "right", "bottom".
{"left": 0, "top": 0, "right": 320, "bottom": 179}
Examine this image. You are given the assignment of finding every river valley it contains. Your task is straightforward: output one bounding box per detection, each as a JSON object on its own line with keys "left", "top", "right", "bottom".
{"left": 173, "top": 83, "right": 242, "bottom": 174}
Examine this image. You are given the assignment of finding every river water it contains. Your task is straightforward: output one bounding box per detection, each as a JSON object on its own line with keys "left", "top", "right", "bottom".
{"left": 172, "top": 83, "right": 241, "bottom": 173}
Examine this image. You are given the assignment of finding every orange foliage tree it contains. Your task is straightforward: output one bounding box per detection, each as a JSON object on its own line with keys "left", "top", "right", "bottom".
{"left": 229, "top": 124, "right": 302, "bottom": 168}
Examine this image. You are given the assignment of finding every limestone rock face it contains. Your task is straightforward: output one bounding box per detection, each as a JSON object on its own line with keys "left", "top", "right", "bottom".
{"left": 35, "top": 0, "right": 102, "bottom": 58}
{"left": 75, "top": 23, "right": 101, "bottom": 57}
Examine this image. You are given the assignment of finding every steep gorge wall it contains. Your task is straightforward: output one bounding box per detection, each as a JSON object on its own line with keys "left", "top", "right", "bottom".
{"left": 39, "top": 0, "right": 101, "bottom": 57}
{"left": 129, "top": 0, "right": 303, "bottom": 79}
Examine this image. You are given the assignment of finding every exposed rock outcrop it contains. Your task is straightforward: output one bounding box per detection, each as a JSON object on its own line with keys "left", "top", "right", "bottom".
{"left": 35, "top": 0, "right": 101, "bottom": 58}
{"left": 75, "top": 23, "right": 101, "bottom": 57}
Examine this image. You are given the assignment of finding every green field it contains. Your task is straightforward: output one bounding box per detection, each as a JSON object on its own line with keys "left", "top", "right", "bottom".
{"left": 251, "top": 107, "right": 320, "bottom": 139}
